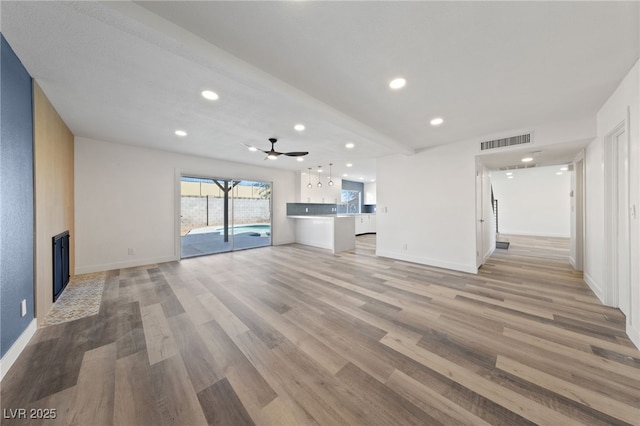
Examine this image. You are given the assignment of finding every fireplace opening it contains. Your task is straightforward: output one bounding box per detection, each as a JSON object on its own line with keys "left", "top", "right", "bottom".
{"left": 53, "top": 231, "right": 70, "bottom": 302}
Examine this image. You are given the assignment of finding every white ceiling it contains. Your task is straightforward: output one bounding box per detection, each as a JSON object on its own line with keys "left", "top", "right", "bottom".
{"left": 1, "top": 1, "right": 638, "bottom": 180}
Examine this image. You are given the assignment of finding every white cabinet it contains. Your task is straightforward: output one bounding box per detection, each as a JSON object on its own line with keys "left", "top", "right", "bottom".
{"left": 369, "top": 214, "right": 376, "bottom": 233}
{"left": 355, "top": 215, "right": 366, "bottom": 235}
{"left": 355, "top": 214, "right": 377, "bottom": 235}
{"left": 364, "top": 182, "right": 377, "bottom": 205}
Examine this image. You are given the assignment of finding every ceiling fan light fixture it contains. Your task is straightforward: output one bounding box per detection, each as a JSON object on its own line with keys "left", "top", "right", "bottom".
{"left": 255, "top": 138, "right": 309, "bottom": 160}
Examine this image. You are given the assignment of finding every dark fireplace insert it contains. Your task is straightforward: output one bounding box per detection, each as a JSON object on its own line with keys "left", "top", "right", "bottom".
{"left": 52, "top": 231, "right": 70, "bottom": 302}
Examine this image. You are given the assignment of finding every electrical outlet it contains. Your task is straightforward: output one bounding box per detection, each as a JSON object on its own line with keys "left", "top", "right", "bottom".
{"left": 305, "top": 207, "right": 308, "bottom": 212}
{"left": 20, "top": 299, "right": 27, "bottom": 317}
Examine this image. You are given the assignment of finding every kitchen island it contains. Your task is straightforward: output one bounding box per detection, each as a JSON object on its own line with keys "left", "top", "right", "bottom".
{"left": 288, "top": 215, "right": 356, "bottom": 253}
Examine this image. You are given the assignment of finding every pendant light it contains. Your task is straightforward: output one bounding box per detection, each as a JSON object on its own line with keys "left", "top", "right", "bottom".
{"left": 317, "top": 166, "right": 323, "bottom": 188}
{"left": 307, "top": 168, "right": 312, "bottom": 189}
{"left": 328, "top": 163, "right": 334, "bottom": 186}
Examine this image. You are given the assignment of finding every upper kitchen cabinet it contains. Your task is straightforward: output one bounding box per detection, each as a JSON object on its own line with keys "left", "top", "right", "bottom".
{"left": 364, "top": 182, "right": 377, "bottom": 205}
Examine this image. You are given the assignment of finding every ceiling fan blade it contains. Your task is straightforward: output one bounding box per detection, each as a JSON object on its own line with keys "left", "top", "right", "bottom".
{"left": 248, "top": 138, "right": 307, "bottom": 159}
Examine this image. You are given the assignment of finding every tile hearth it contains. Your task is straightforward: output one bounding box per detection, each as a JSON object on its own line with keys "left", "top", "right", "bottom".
{"left": 42, "top": 271, "right": 106, "bottom": 326}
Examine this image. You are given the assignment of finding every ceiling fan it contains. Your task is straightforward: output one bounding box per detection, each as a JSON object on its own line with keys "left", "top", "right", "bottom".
{"left": 249, "top": 138, "right": 309, "bottom": 160}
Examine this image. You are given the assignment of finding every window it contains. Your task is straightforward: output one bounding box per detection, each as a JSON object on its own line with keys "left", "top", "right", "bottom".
{"left": 340, "top": 189, "right": 361, "bottom": 214}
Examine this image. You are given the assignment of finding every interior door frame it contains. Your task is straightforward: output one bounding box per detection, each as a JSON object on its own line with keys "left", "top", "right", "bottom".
{"left": 604, "top": 117, "right": 631, "bottom": 315}
{"left": 571, "top": 152, "right": 585, "bottom": 271}
{"left": 475, "top": 163, "right": 496, "bottom": 270}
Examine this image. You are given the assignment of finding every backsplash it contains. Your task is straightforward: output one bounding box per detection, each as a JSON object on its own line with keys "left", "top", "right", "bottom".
{"left": 287, "top": 203, "right": 337, "bottom": 216}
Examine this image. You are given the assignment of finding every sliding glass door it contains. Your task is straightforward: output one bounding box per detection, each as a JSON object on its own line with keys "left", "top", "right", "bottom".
{"left": 180, "top": 176, "right": 271, "bottom": 258}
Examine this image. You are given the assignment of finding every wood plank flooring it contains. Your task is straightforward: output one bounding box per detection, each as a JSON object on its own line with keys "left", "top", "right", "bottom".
{"left": 2, "top": 235, "right": 639, "bottom": 425}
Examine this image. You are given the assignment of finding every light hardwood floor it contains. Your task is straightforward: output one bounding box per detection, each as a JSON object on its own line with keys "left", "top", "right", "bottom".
{"left": 2, "top": 235, "right": 639, "bottom": 425}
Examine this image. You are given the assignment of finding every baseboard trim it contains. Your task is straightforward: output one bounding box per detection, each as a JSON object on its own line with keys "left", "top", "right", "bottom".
{"left": 627, "top": 321, "right": 640, "bottom": 350}
{"left": 569, "top": 256, "right": 576, "bottom": 269}
{"left": 482, "top": 246, "right": 495, "bottom": 264}
{"left": 583, "top": 272, "right": 605, "bottom": 304}
{"left": 1, "top": 319, "right": 37, "bottom": 382}
{"left": 499, "top": 231, "right": 571, "bottom": 238}
{"left": 376, "top": 250, "right": 477, "bottom": 274}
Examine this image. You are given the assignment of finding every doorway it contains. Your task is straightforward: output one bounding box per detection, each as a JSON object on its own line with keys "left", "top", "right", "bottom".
{"left": 180, "top": 176, "right": 272, "bottom": 258}
{"left": 605, "top": 121, "right": 631, "bottom": 317}
{"left": 475, "top": 165, "right": 494, "bottom": 268}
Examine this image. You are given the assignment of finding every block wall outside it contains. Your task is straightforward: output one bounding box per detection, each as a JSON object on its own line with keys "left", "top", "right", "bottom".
{"left": 181, "top": 196, "right": 271, "bottom": 230}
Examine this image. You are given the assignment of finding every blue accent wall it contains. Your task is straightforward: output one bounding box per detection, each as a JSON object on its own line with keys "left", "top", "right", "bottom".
{"left": 1, "top": 34, "right": 35, "bottom": 357}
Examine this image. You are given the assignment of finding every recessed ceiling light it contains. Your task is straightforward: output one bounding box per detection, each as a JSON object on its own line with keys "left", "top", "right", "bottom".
{"left": 430, "top": 117, "right": 444, "bottom": 126}
{"left": 345, "top": 142, "right": 355, "bottom": 149}
{"left": 370, "top": 179, "right": 376, "bottom": 182}
{"left": 359, "top": 177, "right": 364, "bottom": 180}
{"left": 521, "top": 157, "right": 534, "bottom": 163}
{"left": 294, "top": 124, "right": 305, "bottom": 131}
{"left": 343, "top": 173, "right": 348, "bottom": 177}
{"left": 506, "top": 172, "right": 513, "bottom": 176}
{"left": 201, "top": 90, "right": 219, "bottom": 100}
{"left": 297, "top": 157, "right": 304, "bottom": 162}
{"left": 556, "top": 172, "right": 563, "bottom": 175}
{"left": 560, "top": 166, "right": 568, "bottom": 171}
{"left": 508, "top": 176, "right": 514, "bottom": 179}
{"left": 389, "top": 77, "right": 406, "bottom": 90}
{"left": 346, "top": 163, "right": 353, "bottom": 167}
{"left": 247, "top": 146, "right": 258, "bottom": 152}
{"left": 317, "top": 167, "right": 323, "bottom": 173}
{"left": 175, "top": 130, "right": 187, "bottom": 137}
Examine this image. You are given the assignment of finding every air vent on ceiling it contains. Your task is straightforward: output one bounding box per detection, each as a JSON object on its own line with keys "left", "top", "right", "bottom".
{"left": 480, "top": 133, "right": 531, "bottom": 151}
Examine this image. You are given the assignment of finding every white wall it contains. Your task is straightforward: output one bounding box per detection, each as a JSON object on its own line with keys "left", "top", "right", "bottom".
{"left": 491, "top": 165, "right": 571, "bottom": 238}
{"left": 75, "top": 137, "right": 298, "bottom": 274}
{"left": 377, "top": 116, "right": 596, "bottom": 275}
{"left": 584, "top": 60, "right": 639, "bottom": 348}
{"left": 377, "top": 141, "right": 479, "bottom": 273}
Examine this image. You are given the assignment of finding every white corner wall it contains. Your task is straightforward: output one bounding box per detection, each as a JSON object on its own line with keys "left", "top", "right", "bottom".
{"left": 377, "top": 141, "right": 478, "bottom": 274}
{"left": 491, "top": 165, "right": 571, "bottom": 238}
{"left": 584, "top": 60, "right": 640, "bottom": 348}
{"left": 75, "top": 137, "right": 297, "bottom": 274}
